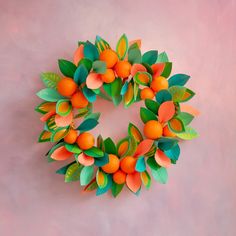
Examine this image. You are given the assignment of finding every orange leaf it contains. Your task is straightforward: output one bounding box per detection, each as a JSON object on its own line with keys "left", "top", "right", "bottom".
{"left": 51, "top": 146, "right": 72, "bottom": 161}
{"left": 134, "top": 139, "right": 154, "bottom": 158}
{"left": 78, "top": 153, "right": 94, "bottom": 166}
{"left": 158, "top": 101, "right": 175, "bottom": 123}
{"left": 73, "top": 44, "right": 84, "bottom": 66}
{"left": 40, "top": 111, "right": 56, "bottom": 122}
{"left": 86, "top": 73, "right": 103, "bottom": 89}
{"left": 155, "top": 149, "right": 171, "bottom": 168}
{"left": 131, "top": 64, "right": 147, "bottom": 77}
{"left": 55, "top": 112, "right": 73, "bottom": 127}
{"left": 126, "top": 172, "right": 142, "bottom": 193}
{"left": 151, "top": 63, "right": 165, "bottom": 77}
{"left": 180, "top": 104, "right": 200, "bottom": 116}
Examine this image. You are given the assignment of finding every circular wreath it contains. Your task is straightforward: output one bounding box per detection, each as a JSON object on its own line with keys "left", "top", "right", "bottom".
{"left": 35, "top": 34, "right": 199, "bottom": 197}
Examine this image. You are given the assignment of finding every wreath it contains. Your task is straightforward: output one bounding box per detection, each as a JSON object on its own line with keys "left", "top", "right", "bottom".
{"left": 35, "top": 34, "right": 199, "bottom": 197}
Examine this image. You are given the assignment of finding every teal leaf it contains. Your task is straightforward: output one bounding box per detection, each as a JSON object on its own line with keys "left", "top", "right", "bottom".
{"left": 80, "top": 166, "right": 94, "bottom": 186}
{"left": 58, "top": 59, "right": 77, "bottom": 78}
{"left": 96, "top": 174, "right": 112, "bottom": 196}
{"left": 142, "top": 50, "right": 158, "bottom": 65}
{"left": 151, "top": 167, "right": 168, "bottom": 184}
{"left": 92, "top": 60, "right": 106, "bottom": 74}
{"left": 168, "top": 74, "right": 190, "bottom": 87}
{"left": 140, "top": 107, "right": 157, "bottom": 123}
{"left": 82, "top": 86, "right": 96, "bottom": 103}
{"left": 94, "top": 153, "right": 109, "bottom": 166}
{"left": 37, "top": 88, "right": 65, "bottom": 102}
{"left": 156, "top": 137, "right": 178, "bottom": 151}
{"left": 135, "top": 156, "right": 146, "bottom": 172}
{"left": 74, "top": 64, "right": 88, "bottom": 85}
{"left": 84, "top": 42, "right": 99, "bottom": 61}
{"left": 164, "top": 144, "right": 180, "bottom": 161}
{"left": 77, "top": 118, "right": 98, "bottom": 132}
{"left": 155, "top": 90, "right": 172, "bottom": 104}
{"left": 128, "top": 48, "right": 142, "bottom": 64}
{"left": 120, "top": 81, "right": 129, "bottom": 95}
{"left": 104, "top": 138, "right": 117, "bottom": 155}
{"left": 111, "top": 183, "right": 124, "bottom": 197}
{"left": 84, "top": 147, "right": 104, "bottom": 157}
{"left": 40, "top": 72, "right": 61, "bottom": 89}
{"left": 145, "top": 99, "right": 159, "bottom": 114}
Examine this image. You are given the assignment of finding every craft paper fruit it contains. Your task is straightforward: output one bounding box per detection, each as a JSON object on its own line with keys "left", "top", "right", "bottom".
{"left": 36, "top": 34, "right": 199, "bottom": 197}
{"left": 143, "top": 120, "right": 163, "bottom": 139}
{"left": 57, "top": 77, "right": 77, "bottom": 96}
{"left": 76, "top": 132, "right": 94, "bottom": 150}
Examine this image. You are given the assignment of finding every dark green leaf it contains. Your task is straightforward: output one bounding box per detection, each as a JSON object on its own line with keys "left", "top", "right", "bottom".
{"left": 164, "top": 144, "right": 180, "bottom": 161}
{"left": 84, "top": 147, "right": 104, "bottom": 157}
{"left": 156, "top": 137, "right": 178, "bottom": 151}
{"left": 168, "top": 74, "right": 190, "bottom": 87}
{"left": 78, "top": 58, "right": 92, "bottom": 71}
{"left": 140, "top": 107, "right": 157, "bottom": 123}
{"left": 161, "top": 62, "right": 172, "bottom": 78}
{"left": 145, "top": 99, "right": 159, "bottom": 114}
{"left": 155, "top": 90, "right": 172, "bottom": 104}
{"left": 74, "top": 64, "right": 88, "bottom": 85}
{"left": 56, "top": 161, "right": 76, "bottom": 175}
{"left": 142, "top": 50, "right": 158, "bottom": 65}
{"left": 104, "top": 138, "right": 117, "bottom": 155}
{"left": 111, "top": 183, "right": 124, "bottom": 197}
{"left": 94, "top": 153, "right": 109, "bottom": 166}
{"left": 58, "top": 59, "right": 77, "bottom": 78}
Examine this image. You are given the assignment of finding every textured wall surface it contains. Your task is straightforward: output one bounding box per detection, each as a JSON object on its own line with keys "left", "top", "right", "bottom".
{"left": 1, "top": 0, "right": 236, "bottom": 235}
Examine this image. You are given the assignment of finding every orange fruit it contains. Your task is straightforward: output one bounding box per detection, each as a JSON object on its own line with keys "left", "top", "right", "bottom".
{"left": 71, "top": 91, "right": 88, "bottom": 108}
{"left": 143, "top": 120, "right": 163, "bottom": 139}
{"left": 101, "top": 154, "right": 120, "bottom": 174}
{"left": 114, "top": 61, "right": 131, "bottom": 78}
{"left": 64, "top": 129, "right": 78, "bottom": 144}
{"left": 100, "top": 69, "right": 115, "bottom": 83}
{"left": 113, "top": 170, "right": 126, "bottom": 184}
{"left": 163, "top": 125, "right": 176, "bottom": 137}
{"left": 150, "top": 76, "right": 168, "bottom": 92}
{"left": 99, "top": 49, "right": 118, "bottom": 69}
{"left": 120, "top": 156, "right": 136, "bottom": 174}
{"left": 140, "top": 87, "right": 155, "bottom": 100}
{"left": 57, "top": 77, "right": 77, "bottom": 96}
{"left": 76, "top": 132, "right": 94, "bottom": 150}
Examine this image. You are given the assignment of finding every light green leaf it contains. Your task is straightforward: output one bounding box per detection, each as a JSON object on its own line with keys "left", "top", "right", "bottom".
{"left": 80, "top": 166, "right": 94, "bottom": 186}
{"left": 40, "top": 72, "right": 61, "bottom": 89}
{"left": 65, "top": 163, "right": 82, "bottom": 182}
{"left": 176, "top": 126, "right": 199, "bottom": 140}
{"left": 37, "top": 88, "right": 65, "bottom": 102}
{"left": 58, "top": 59, "right": 77, "bottom": 77}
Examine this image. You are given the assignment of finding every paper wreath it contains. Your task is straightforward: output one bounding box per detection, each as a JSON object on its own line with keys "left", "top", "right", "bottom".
{"left": 35, "top": 34, "right": 199, "bottom": 197}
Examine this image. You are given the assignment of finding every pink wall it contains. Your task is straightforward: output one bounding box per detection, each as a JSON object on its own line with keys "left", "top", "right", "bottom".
{"left": 1, "top": 0, "right": 236, "bottom": 235}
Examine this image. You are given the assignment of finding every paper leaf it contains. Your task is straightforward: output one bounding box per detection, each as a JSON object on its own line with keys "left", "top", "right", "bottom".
{"left": 134, "top": 72, "right": 152, "bottom": 86}
{"left": 117, "top": 136, "right": 137, "bottom": 157}
{"left": 40, "top": 72, "right": 61, "bottom": 89}
{"left": 103, "top": 82, "right": 112, "bottom": 96}
{"left": 56, "top": 161, "right": 76, "bottom": 175}
{"left": 151, "top": 166, "right": 168, "bottom": 184}
{"left": 85, "top": 112, "right": 100, "bottom": 121}
{"left": 83, "top": 42, "right": 99, "bottom": 61}
{"left": 78, "top": 58, "right": 92, "bottom": 72}
{"left": 141, "top": 171, "right": 151, "bottom": 189}
{"left": 104, "top": 138, "right": 117, "bottom": 155}
{"left": 58, "top": 59, "right": 77, "bottom": 78}
{"left": 73, "top": 44, "right": 84, "bottom": 66}
{"left": 158, "top": 101, "right": 175, "bottom": 123}
{"left": 140, "top": 107, "right": 157, "bottom": 123}
{"left": 94, "top": 153, "right": 109, "bottom": 167}
{"left": 156, "top": 52, "right": 169, "bottom": 63}
{"left": 124, "top": 82, "right": 134, "bottom": 107}
{"left": 51, "top": 128, "right": 69, "bottom": 142}
{"left": 77, "top": 118, "right": 98, "bottom": 132}
{"left": 73, "top": 64, "right": 88, "bottom": 85}
{"left": 147, "top": 156, "right": 159, "bottom": 170}
{"left": 145, "top": 99, "right": 159, "bottom": 114}
{"left": 164, "top": 144, "right": 180, "bottom": 161}
{"left": 92, "top": 60, "right": 106, "bottom": 74}
{"left": 38, "top": 130, "right": 51, "bottom": 142}
{"left": 126, "top": 172, "right": 142, "bottom": 193}
{"left": 151, "top": 63, "right": 165, "bottom": 77}
{"left": 120, "top": 81, "right": 129, "bottom": 96}
{"left": 51, "top": 145, "right": 72, "bottom": 161}
{"left": 168, "top": 117, "right": 185, "bottom": 133}
{"left": 135, "top": 157, "right": 146, "bottom": 172}
{"left": 97, "top": 135, "right": 105, "bottom": 151}
{"left": 40, "top": 111, "right": 56, "bottom": 122}
{"left": 155, "top": 149, "right": 171, "bottom": 168}
{"left": 35, "top": 102, "right": 56, "bottom": 114}
{"left": 96, "top": 175, "right": 112, "bottom": 196}
{"left": 55, "top": 112, "right": 73, "bottom": 127}
{"left": 142, "top": 50, "right": 158, "bottom": 65}
{"left": 129, "top": 39, "right": 141, "bottom": 48}
{"left": 180, "top": 104, "right": 200, "bottom": 116}
{"left": 181, "top": 88, "right": 195, "bottom": 102}
{"left": 116, "top": 34, "right": 128, "bottom": 60}
{"left": 168, "top": 86, "right": 186, "bottom": 102}
{"left": 161, "top": 62, "right": 172, "bottom": 78}
{"left": 37, "top": 88, "right": 65, "bottom": 102}
{"left": 168, "top": 74, "right": 190, "bottom": 87}
{"left": 111, "top": 183, "right": 124, "bottom": 198}
{"left": 128, "top": 123, "right": 143, "bottom": 143}
{"left": 111, "top": 78, "right": 123, "bottom": 106}
{"left": 82, "top": 86, "right": 97, "bottom": 103}
{"left": 157, "top": 137, "right": 178, "bottom": 151}
{"left": 128, "top": 48, "right": 142, "bottom": 64}
{"left": 65, "top": 163, "right": 82, "bottom": 182}
{"left": 84, "top": 147, "right": 104, "bottom": 158}
{"left": 65, "top": 143, "right": 82, "bottom": 154}
{"left": 80, "top": 166, "right": 94, "bottom": 186}
{"left": 131, "top": 64, "right": 147, "bottom": 77}
{"left": 155, "top": 90, "right": 172, "bottom": 104}
{"left": 84, "top": 179, "right": 98, "bottom": 192}
{"left": 96, "top": 169, "right": 108, "bottom": 188}
{"left": 134, "top": 139, "right": 154, "bottom": 157}
{"left": 177, "top": 112, "right": 194, "bottom": 126}
{"left": 86, "top": 73, "right": 103, "bottom": 89}
{"left": 176, "top": 126, "right": 199, "bottom": 140}
{"left": 77, "top": 153, "right": 94, "bottom": 166}
{"left": 56, "top": 99, "right": 72, "bottom": 116}
{"left": 95, "top": 35, "right": 110, "bottom": 52}
{"left": 46, "top": 115, "right": 57, "bottom": 131}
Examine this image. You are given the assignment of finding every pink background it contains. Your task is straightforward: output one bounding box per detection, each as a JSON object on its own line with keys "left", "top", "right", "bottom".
{"left": 1, "top": 0, "right": 236, "bottom": 235}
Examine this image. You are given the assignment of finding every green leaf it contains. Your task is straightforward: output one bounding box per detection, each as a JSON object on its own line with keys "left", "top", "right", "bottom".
{"left": 156, "top": 52, "right": 169, "bottom": 63}
{"left": 141, "top": 171, "right": 151, "bottom": 189}
{"left": 65, "top": 163, "right": 83, "bottom": 182}
{"left": 134, "top": 72, "right": 152, "bottom": 86}
{"left": 92, "top": 60, "right": 106, "bottom": 74}
{"left": 142, "top": 63, "right": 153, "bottom": 75}
{"left": 82, "top": 86, "right": 96, "bottom": 103}
{"left": 128, "top": 48, "right": 142, "bottom": 64}
{"left": 142, "top": 50, "right": 158, "bottom": 65}
{"left": 78, "top": 58, "right": 92, "bottom": 72}
{"left": 83, "top": 42, "right": 99, "bottom": 61}
{"left": 65, "top": 143, "right": 82, "bottom": 154}
{"left": 40, "top": 72, "right": 61, "bottom": 89}
{"left": 128, "top": 123, "right": 143, "bottom": 143}
{"left": 168, "top": 117, "right": 185, "bottom": 133}
{"left": 181, "top": 88, "right": 195, "bottom": 102}
{"left": 95, "top": 35, "right": 110, "bottom": 52}
{"left": 96, "top": 175, "right": 112, "bottom": 196}
{"left": 58, "top": 59, "right": 77, "bottom": 78}
{"left": 84, "top": 147, "right": 104, "bottom": 157}
{"left": 147, "top": 157, "right": 159, "bottom": 170}
{"left": 117, "top": 136, "right": 137, "bottom": 157}
{"left": 156, "top": 137, "right": 178, "bottom": 151}
{"left": 111, "top": 183, "right": 124, "bottom": 197}
{"left": 111, "top": 78, "right": 122, "bottom": 106}
{"left": 104, "top": 138, "right": 117, "bottom": 155}
{"left": 164, "top": 144, "right": 180, "bottom": 161}
{"left": 155, "top": 90, "right": 172, "bottom": 104}
{"left": 97, "top": 135, "right": 105, "bottom": 151}
{"left": 177, "top": 112, "right": 194, "bottom": 126}
{"left": 168, "top": 86, "right": 186, "bottom": 102}
{"left": 74, "top": 64, "right": 88, "bottom": 85}
{"left": 84, "top": 179, "right": 98, "bottom": 192}
{"left": 176, "top": 126, "right": 199, "bottom": 140}
{"left": 103, "top": 82, "right": 112, "bottom": 96}
{"left": 94, "top": 153, "right": 109, "bottom": 166}
{"left": 116, "top": 34, "right": 128, "bottom": 60}
{"left": 51, "top": 127, "right": 69, "bottom": 142}
{"left": 56, "top": 99, "right": 72, "bottom": 116}
{"left": 37, "top": 88, "right": 65, "bottom": 102}
{"left": 151, "top": 167, "right": 168, "bottom": 184}
{"left": 85, "top": 112, "right": 100, "bottom": 121}
{"left": 145, "top": 99, "right": 159, "bottom": 114}
{"left": 168, "top": 74, "right": 190, "bottom": 87}
{"left": 161, "top": 62, "right": 172, "bottom": 78}
{"left": 77, "top": 118, "right": 98, "bottom": 132}
{"left": 38, "top": 130, "right": 51, "bottom": 143}
{"left": 80, "top": 166, "right": 94, "bottom": 186}
{"left": 140, "top": 107, "right": 157, "bottom": 123}
{"left": 56, "top": 161, "right": 76, "bottom": 175}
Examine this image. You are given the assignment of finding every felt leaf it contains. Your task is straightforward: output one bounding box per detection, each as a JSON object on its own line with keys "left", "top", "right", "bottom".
{"left": 80, "top": 166, "right": 94, "bottom": 186}
{"left": 37, "top": 88, "right": 65, "bottom": 102}
{"left": 97, "top": 135, "right": 105, "bottom": 151}
{"left": 104, "top": 138, "right": 117, "bottom": 155}
{"left": 120, "top": 81, "right": 129, "bottom": 95}
{"left": 128, "top": 123, "right": 143, "bottom": 143}
{"left": 156, "top": 52, "right": 169, "bottom": 63}
{"left": 111, "top": 78, "right": 123, "bottom": 106}
{"left": 141, "top": 171, "right": 151, "bottom": 189}
{"left": 94, "top": 153, "right": 109, "bottom": 167}
{"left": 35, "top": 102, "right": 56, "bottom": 114}
{"left": 73, "top": 64, "right": 88, "bottom": 85}
{"left": 84, "top": 147, "right": 104, "bottom": 158}
{"left": 176, "top": 126, "right": 199, "bottom": 140}
{"left": 155, "top": 149, "right": 171, "bottom": 168}
{"left": 82, "top": 86, "right": 97, "bottom": 103}
{"left": 46, "top": 115, "right": 57, "bottom": 131}
{"left": 77, "top": 118, "right": 98, "bottom": 132}
{"left": 134, "top": 139, "right": 154, "bottom": 157}
{"left": 51, "top": 127, "right": 69, "bottom": 142}
{"left": 55, "top": 112, "right": 73, "bottom": 127}
{"left": 151, "top": 63, "right": 165, "bottom": 77}
{"left": 131, "top": 64, "right": 147, "bottom": 77}
{"left": 96, "top": 175, "right": 112, "bottom": 196}
{"left": 65, "top": 143, "right": 82, "bottom": 154}
{"left": 95, "top": 35, "right": 110, "bottom": 52}
{"left": 157, "top": 137, "right": 178, "bottom": 151}
{"left": 78, "top": 58, "right": 92, "bottom": 72}
{"left": 164, "top": 144, "right": 180, "bottom": 161}
{"left": 58, "top": 59, "right": 77, "bottom": 78}
{"left": 65, "top": 163, "right": 82, "bottom": 182}
{"left": 116, "top": 34, "right": 128, "bottom": 60}
{"left": 126, "top": 172, "right": 142, "bottom": 193}
{"left": 40, "top": 110, "right": 55, "bottom": 123}
{"left": 151, "top": 166, "right": 168, "bottom": 184}
{"left": 51, "top": 145, "right": 72, "bottom": 161}
{"left": 177, "top": 112, "right": 194, "bottom": 126}
{"left": 161, "top": 62, "right": 172, "bottom": 78}
{"left": 86, "top": 73, "right": 103, "bottom": 89}
{"left": 147, "top": 156, "right": 159, "bottom": 170}
{"left": 85, "top": 112, "right": 100, "bottom": 121}
{"left": 180, "top": 88, "right": 195, "bottom": 102}
{"left": 38, "top": 130, "right": 51, "bottom": 142}
{"left": 117, "top": 136, "right": 137, "bottom": 157}
{"left": 145, "top": 145, "right": 157, "bottom": 158}
{"left": 40, "top": 72, "right": 61, "bottom": 89}
{"left": 111, "top": 183, "right": 124, "bottom": 198}
{"left": 168, "top": 117, "right": 185, "bottom": 133}
{"left": 73, "top": 44, "right": 84, "bottom": 66}
{"left": 124, "top": 82, "right": 134, "bottom": 107}
{"left": 134, "top": 72, "right": 152, "bottom": 86}
{"left": 180, "top": 104, "right": 200, "bottom": 116}
{"left": 92, "top": 60, "right": 106, "bottom": 74}
{"left": 56, "top": 99, "right": 72, "bottom": 116}
{"left": 103, "top": 82, "right": 112, "bottom": 96}
{"left": 128, "top": 48, "right": 142, "bottom": 64}
{"left": 96, "top": 169, "right": 108, "bottom": 188}
{"left": 145, "top": 99, "right": 159, "bottom": 114}
{"left": 158, "top": 101, "right": 175, "bottom": 123}
{"left": 129, "top": 39, "right": 141, "bottom": 48}
{"left": 56, "top": 161, "right": 76, "bottom": 175}
{"left": 168, "top": 86, "right": 186, "bottom": 102}
{"left": 168, "top": 74, "right": 190, "bottom": 87}
{"left": 155, "top": 90, "right": 172, "bottom": 104}
{"left": 83, "top": 42, "right": 99, "bottom": 61}
{"left": 84, "top": 179, "right": 98, "bottom": 192}
{"left": 135, "top": 157, "right": 146, "bottom": 172}
{"left": 142, "top": 50, "right": 158, "bottom": 65}
{"left": 77, "top": 153, "right": 94, "bottom": 166}
{"left": 140, "top": 107, "right": 157, "bottom": 123}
